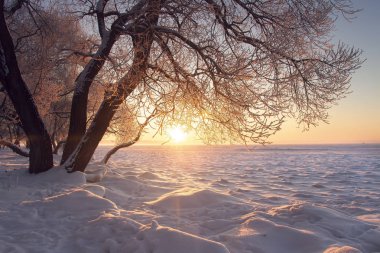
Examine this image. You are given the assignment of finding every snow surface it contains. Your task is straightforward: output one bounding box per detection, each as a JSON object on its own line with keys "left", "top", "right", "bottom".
{"left": 0, "top": 144, "right": 379, "bottom": 253}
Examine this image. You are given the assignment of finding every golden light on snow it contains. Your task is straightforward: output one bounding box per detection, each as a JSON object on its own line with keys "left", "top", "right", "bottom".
{"left": 168, "top": 126, "right": 188, "bottom": 143}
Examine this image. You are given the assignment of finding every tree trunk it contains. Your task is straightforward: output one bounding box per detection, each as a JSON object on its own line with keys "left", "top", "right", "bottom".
{"left": 64, "top": 68, "right": 143, "bottom": 172}
{"left": 0, "top": 3, "right": 53, "bottom": 173}
{"left": 65, "top": 40, "right": 156, "bottom": 171}
{"left": 0, "top": 139, "right": 29, "bottom": 157}
{"left": 64, "top": 95, "right": 123, "bottom": 171}
{"left": 63, "top": 0, "right": 162, "bottom": 172}
{"left": 61, "top": 32, "right": 118, "bottom": 164}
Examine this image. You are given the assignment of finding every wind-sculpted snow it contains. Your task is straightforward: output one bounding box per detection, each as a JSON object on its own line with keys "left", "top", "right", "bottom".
{"left": 147, "top": 188, "right": 244, "bottom": 209}
{"left": 0, "top": 144, "right": 379, "bottom": 252}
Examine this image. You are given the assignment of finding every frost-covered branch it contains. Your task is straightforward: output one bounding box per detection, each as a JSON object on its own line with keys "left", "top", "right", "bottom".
{"left": 102, "top": 110, "right": 157, "bottom": 164}
{"left": 0, "top": 139, "right": 29, "bottom": 157}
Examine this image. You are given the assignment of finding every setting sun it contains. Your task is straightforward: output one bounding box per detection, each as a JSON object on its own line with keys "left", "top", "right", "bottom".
{"left": 168, "top": 126, "right": 188, "bottom": 143}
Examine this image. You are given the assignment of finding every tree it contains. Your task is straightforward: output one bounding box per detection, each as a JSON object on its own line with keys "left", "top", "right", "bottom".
{"left": 0, "top": 0, "right": 53, "bottom": 173}
{"left": 0, "top": 2, "right": 88, "bottom": 169}
{"left": 1, "top": 0, "right": 362, "bottom": 173}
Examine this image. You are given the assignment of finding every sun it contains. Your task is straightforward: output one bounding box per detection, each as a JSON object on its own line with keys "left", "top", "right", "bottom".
{"left": 168, "top": 126, "right": 188, "bottom": 143}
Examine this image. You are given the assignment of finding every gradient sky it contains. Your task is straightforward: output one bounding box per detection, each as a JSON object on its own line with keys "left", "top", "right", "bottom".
{"left": 269, "top": 0, "right": 380, "bottom": 144}
{"left": 138, "top": 0, "right": 380, "bottom": 145}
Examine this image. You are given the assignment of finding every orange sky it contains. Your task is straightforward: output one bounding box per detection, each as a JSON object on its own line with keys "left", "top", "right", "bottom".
{"left": 105, "top": 1, "right": 380, "bottom": 146}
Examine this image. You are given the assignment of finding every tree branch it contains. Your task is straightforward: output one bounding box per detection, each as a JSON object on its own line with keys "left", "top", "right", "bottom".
{"left": 0, "top": 139, "right": 29, "bottom": 157}
{"left": 102, "top": 110, "right": 157, "bottom": 164}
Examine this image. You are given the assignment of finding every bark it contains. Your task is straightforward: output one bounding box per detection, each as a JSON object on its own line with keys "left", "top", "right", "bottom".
{"left": 0, "top": 2, "right": 53, "bottom": 173}
{"left": 60, "top": 32, "right": 118, "bottom": 164}
{"left": 52, "top": 139, "right": 57, "bottom": 151}
{"left": 7, "top": 125, "right": 13, "bottom": 142}
{"left": 0, "top": 139, "right": 29, "bottom": 157}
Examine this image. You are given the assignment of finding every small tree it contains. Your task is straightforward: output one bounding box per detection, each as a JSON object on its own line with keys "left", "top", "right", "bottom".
{"left": 1, "top": 0, "right": 362, "bottom": 173}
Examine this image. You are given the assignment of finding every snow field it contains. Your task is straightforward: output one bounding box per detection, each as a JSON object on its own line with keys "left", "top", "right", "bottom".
{"left": 1, "top": 145, "right": 379, "bottom": 252}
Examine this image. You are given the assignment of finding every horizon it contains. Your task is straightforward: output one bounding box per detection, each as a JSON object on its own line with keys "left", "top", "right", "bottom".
{"left": 99, "top": 140, "right": 380, "bottom": 146}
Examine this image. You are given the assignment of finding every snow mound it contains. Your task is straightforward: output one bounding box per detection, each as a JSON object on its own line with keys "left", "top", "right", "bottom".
{"left": 0, "top": 166, "right": 84, "bottom": 190}
{"left": 265, "top": 203, "right": 380, "bottom": 252}
{"left": 267, "top": 203, "right": 376, "bottom": 238}
{"left": 221, "top": 218, "right": 327, "bottom": 253}
{"left": 323, "top": 246, "right": 363, "bottom": 253}
{"left": 138, "top": 172, "right": 162, "bottom": 180}
{"left": 0, "top": 188, "right": 121, "bottom": 253}
{"left": 20, "top": 189, "right": 119, "bottom": 219}
{"left": 147, "top": 188, "right": 242, "bottom": 209}
{"left": 66, "top": 213, "right": 143, "bottom": 252}
{"left": 0, "top": 167, "right": 86, "bottom": 207}
{"left": 101, "top": 175, "right": 169, "bottom": 198}
{"left": 65, "top": 216, "right": 230, "bottom": 253}
{"left": 84, "top": 163, "right": 108, "bottom": 183}
{"left": 36, "top": 167, "right": 86, "bottom": 186}
{"left": 139, "top": 221, "right": 230, "bottom": 253}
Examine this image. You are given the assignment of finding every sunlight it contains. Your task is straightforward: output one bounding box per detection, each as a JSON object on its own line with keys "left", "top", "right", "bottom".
{"left": 168, "top": 126, "right": 188, "bottom": 143}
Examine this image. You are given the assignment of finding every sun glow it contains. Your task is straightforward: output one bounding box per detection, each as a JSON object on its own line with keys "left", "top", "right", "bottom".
{"left": 168, "top": 126, "right": 188, "bottom": 143}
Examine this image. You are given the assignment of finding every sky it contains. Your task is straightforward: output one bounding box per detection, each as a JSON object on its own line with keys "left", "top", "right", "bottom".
{"left": 269, "top": 0, "right": 380, "bottom": 144}
{"left": 138, "top": 0, "right": 380, "bottom": 145}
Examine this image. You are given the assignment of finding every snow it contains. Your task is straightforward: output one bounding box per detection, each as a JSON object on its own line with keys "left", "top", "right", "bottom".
{"left": 139, "top": 221, "right": 230, "bottom": 253}
{"left": 0, "top": 144, "right": 379, "bottom": 253}
{"left": 147, "top": 188, "right": 244, "bottom": 209}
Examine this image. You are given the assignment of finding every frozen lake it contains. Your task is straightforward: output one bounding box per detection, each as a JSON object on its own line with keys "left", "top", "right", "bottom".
{"left": 96, "top": 144, "right": 380, "bottom": 221}
{"left": 1, "top": 144, "right": 379, "bottom": 252}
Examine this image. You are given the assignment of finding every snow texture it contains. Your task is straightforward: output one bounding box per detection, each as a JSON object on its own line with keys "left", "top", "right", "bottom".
{"left": 0, "top": 144, "right": 379, "bottom": 253}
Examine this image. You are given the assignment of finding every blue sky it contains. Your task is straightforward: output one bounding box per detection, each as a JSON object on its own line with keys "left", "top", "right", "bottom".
{"left": 268, "top": 0, "right": 380, "bottom": 144}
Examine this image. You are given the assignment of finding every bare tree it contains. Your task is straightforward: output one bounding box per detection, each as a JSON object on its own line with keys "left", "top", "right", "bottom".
{"left": 60, "top": 0, "right": 150, "bottom": 163}
{"left": 0, "top": 0, "right": 53, "bottom": 173}
{"left": 0, "top": 2, "right": 88, "bottom": 167}
{"left": 1, "top": 0, "right": 362, "bottom": 173}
